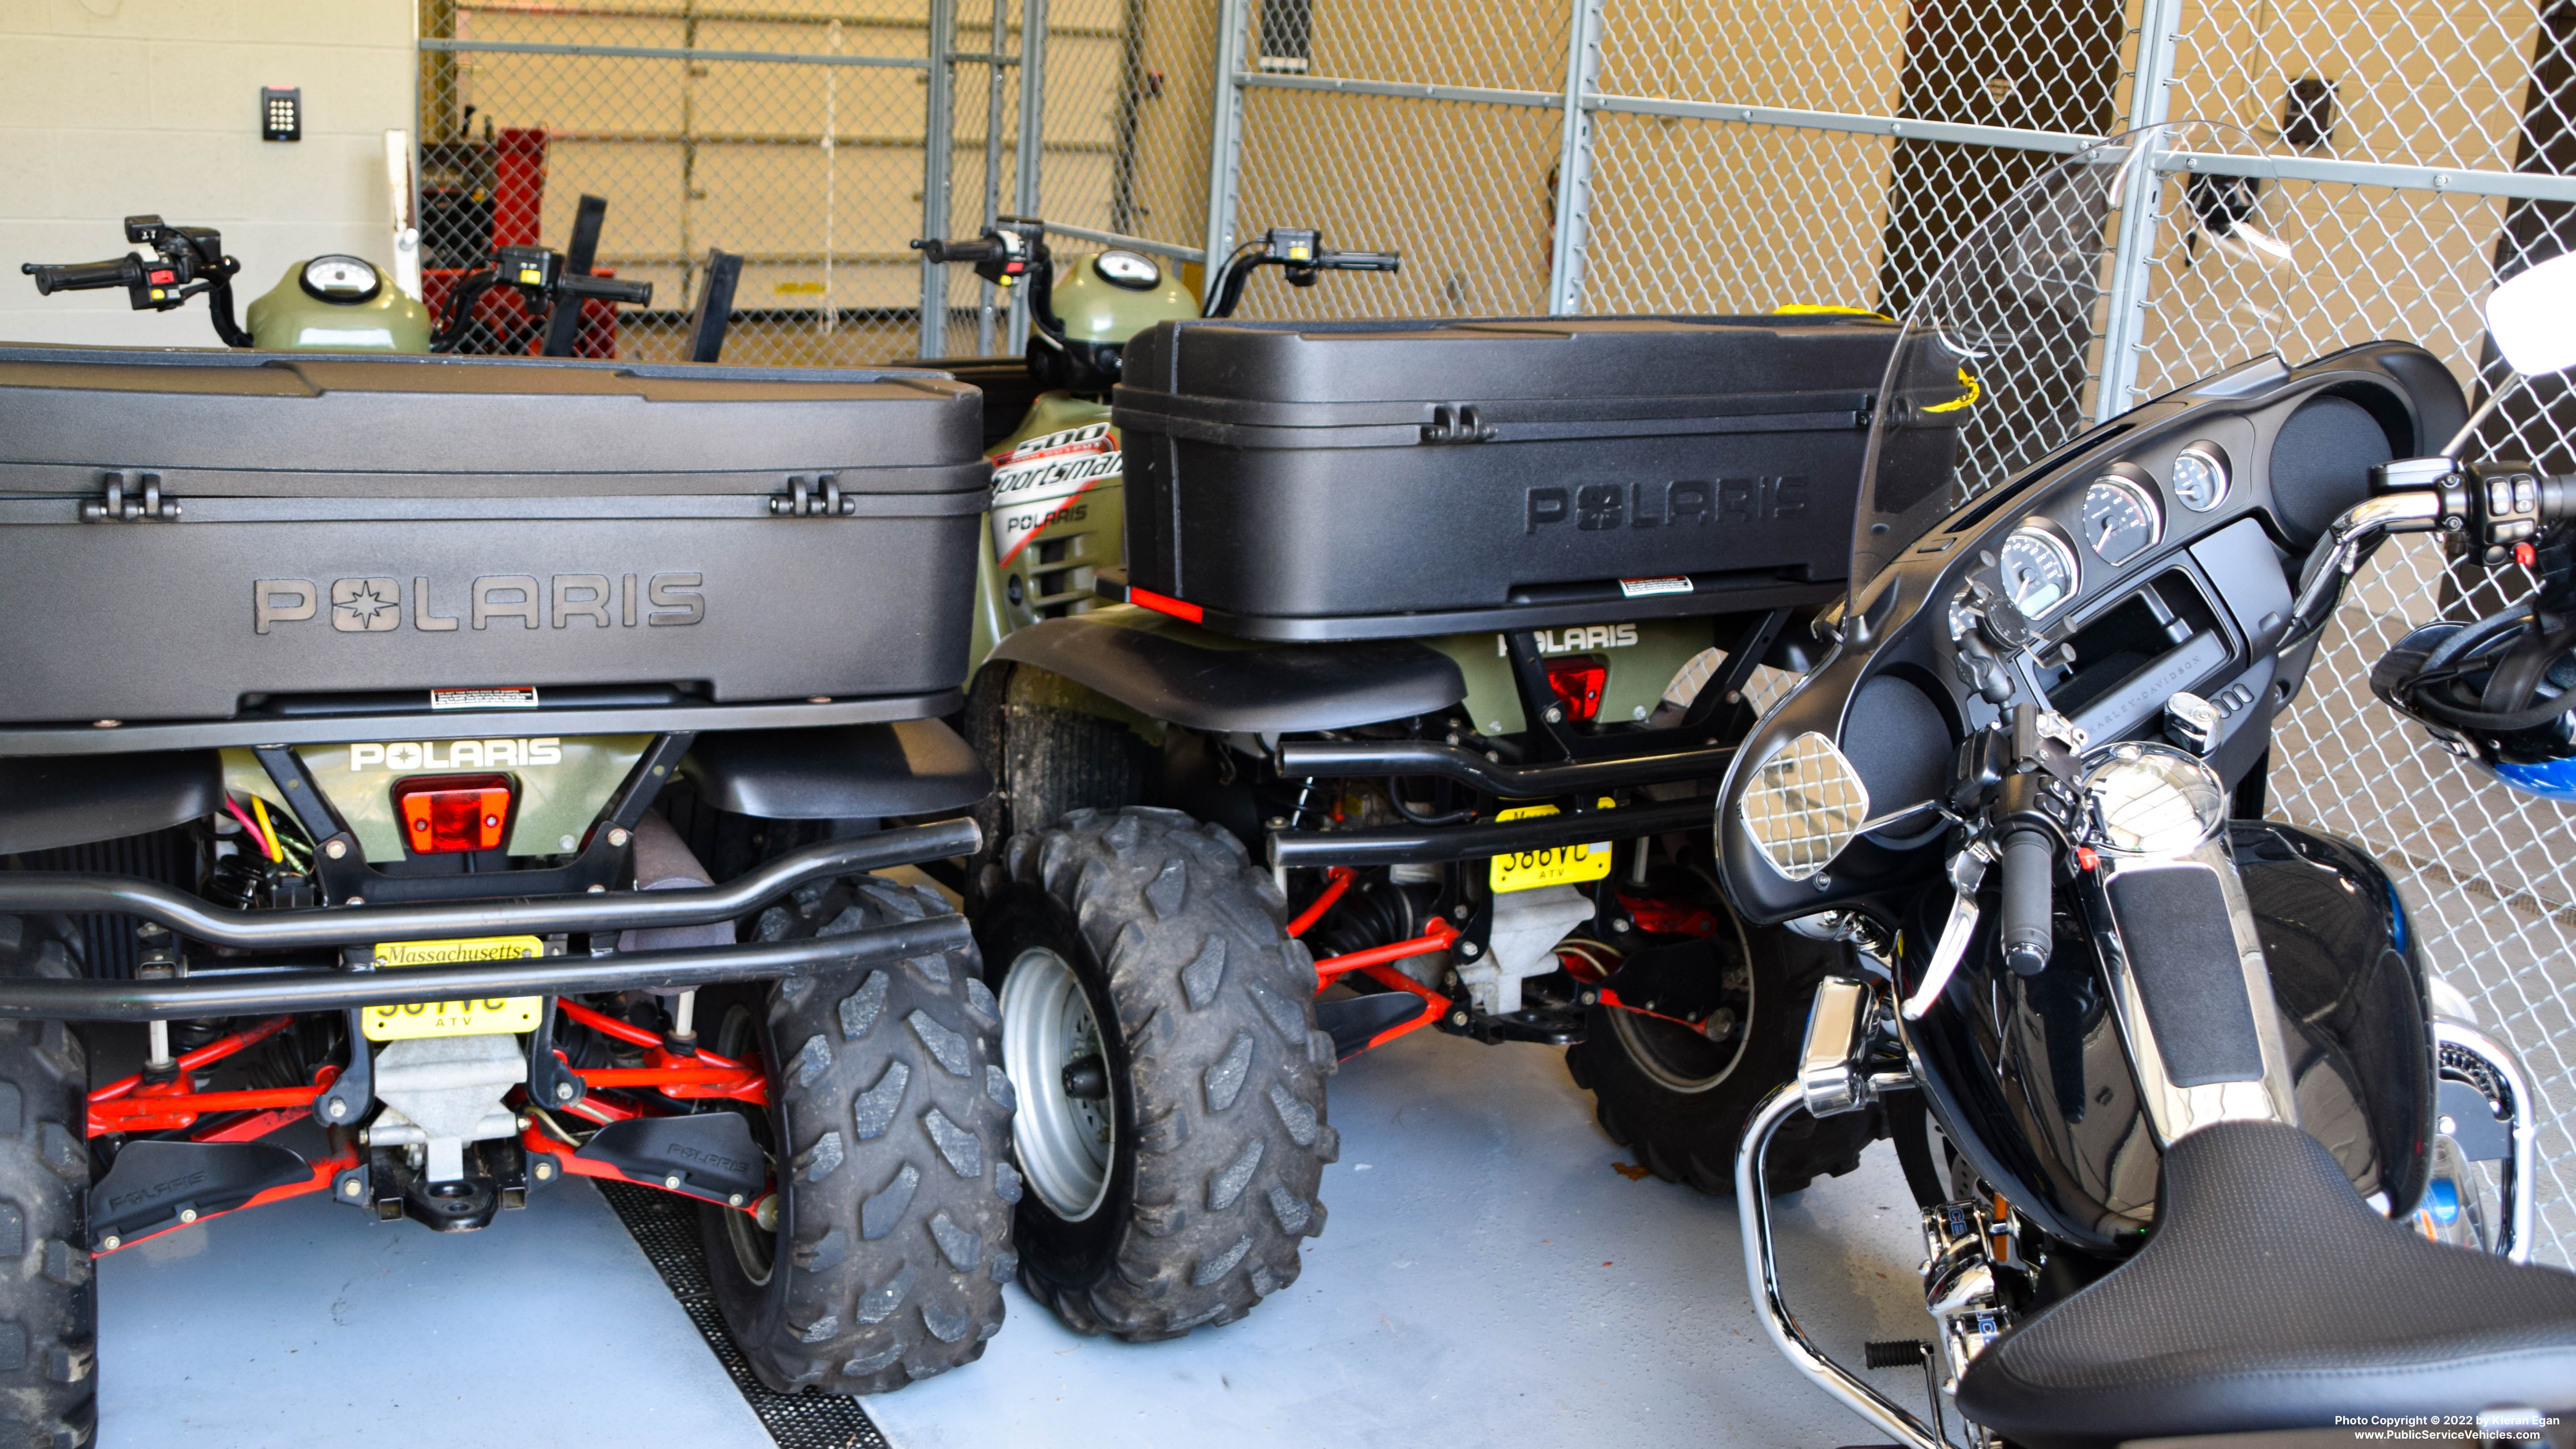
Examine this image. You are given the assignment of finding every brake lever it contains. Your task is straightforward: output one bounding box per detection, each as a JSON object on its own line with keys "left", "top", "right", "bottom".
{"left": 1902, "top": 848, "right": 1988, "bottom": 1020}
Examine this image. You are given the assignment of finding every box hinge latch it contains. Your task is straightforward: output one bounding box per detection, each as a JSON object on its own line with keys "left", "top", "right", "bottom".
{"left": 81, "top": 470, "right": 181, "bottom": 523}
{"left": 1420, "top": 404, "right": 1496, "bottom": 445}
{"left": 767, "top": 473, "right": 856, "bottom": 517}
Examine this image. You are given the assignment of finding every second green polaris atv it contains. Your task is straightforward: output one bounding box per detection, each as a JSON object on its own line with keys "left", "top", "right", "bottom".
{"left": 906, "top": 219, "right": 1399, "bottom": 670}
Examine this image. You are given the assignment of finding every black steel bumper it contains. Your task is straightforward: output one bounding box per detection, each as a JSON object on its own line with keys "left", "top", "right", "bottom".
{"left": 1267, "top": 796, "right": 1711, "bottom": 869}
{"left": 0, "top": 817, "right": 977, "bottom": 1020}
{"left": 1273, "top": 738, "right": 1735, "bottom": 796}
{"left": 0, "top": 925, "right": 968, "bottom": 1022}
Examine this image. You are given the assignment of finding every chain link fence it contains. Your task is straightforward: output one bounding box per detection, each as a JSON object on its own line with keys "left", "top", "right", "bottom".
{"left": 1155, "top": 0, "right": 2576, "bottom": 1264}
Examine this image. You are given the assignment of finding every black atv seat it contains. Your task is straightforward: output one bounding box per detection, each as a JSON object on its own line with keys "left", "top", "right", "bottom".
{"left": 1958, "top": 1119, "right": 2576, "bottom": 1448}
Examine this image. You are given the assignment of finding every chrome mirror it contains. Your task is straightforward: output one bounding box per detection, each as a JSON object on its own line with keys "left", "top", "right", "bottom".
{"left": 2487, "top": 251, "right": 2576, "bottom": 378}
{"left": 1738, "top": 732, "right": 1871, "bottom": 881}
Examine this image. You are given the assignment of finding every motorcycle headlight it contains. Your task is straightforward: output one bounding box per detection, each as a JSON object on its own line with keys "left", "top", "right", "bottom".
{"left": 1738, "top": 732, "right": 1870, "bottom": 880}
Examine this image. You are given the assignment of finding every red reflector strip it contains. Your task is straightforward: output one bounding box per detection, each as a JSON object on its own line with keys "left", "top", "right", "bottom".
{"left": 392, "top": 772, "right": 513, "bottom": 854}
{"left": 1127, "top": 586, "right": 1203, "bottom": 623}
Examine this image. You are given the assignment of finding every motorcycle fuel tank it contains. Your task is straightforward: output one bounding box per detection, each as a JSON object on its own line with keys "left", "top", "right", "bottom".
{"left": 1903, "top": 819, "right": 2435, "bottom": 1252}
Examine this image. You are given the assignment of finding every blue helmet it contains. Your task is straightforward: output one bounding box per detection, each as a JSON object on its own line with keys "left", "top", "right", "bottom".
{"left": 2370, "top": 608, "right": 2576, "bottom": 800}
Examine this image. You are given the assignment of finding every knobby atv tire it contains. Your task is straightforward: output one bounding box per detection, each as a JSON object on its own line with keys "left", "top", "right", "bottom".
{"left": 0, "top": 917, "right": 93, "bottom": 1449}
{"left": 699, "top": 878, "right": 1016, "bottom": 1395}
{"left": 961, "top": 661, "right": 1148, "bottom": 910}
{"left": 1565, "top": 913, "right": 1875, "bottom": 1196}
{"left": 975, "top": 807, "right": 1336, "bottom": 1341}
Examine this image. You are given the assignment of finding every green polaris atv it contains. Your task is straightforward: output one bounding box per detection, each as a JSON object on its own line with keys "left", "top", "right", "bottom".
{"left": 906, "top": 219, "right": 1398, "bottom": 671}
{"left": 937, "top": 303, "right": 1915, "bottom": 1342}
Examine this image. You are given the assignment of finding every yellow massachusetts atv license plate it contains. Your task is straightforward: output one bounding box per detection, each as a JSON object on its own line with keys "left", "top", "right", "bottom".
{"left": 1489, "top": 800, "right": 1615, "bottom": 893}
{"left": 362, "top": 935, "right": 546, "bottom": 1041}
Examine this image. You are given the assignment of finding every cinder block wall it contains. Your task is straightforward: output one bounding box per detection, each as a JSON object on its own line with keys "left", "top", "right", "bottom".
{"left": 0, "top": 0, "right": 418, "bottom": 347}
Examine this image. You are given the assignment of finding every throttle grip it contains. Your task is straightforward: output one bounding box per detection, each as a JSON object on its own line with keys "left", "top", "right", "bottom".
{"left": 563, "top": 274, "right": 653, "bottom": 305}
{"left": 1321, "top": 249, "right": 1401, "bottom": 272}
{"left": 1997, "top": 828, "right": 2056, "bottom": 977}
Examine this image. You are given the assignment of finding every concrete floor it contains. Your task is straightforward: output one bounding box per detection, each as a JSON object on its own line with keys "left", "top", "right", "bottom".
{"left": 103, "top": 1029, "right": 1934, "bottom": 1449}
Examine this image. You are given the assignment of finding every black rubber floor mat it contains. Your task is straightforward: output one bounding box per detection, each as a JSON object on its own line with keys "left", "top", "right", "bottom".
{"left": 597, "top": 1179, "right": 892, "bottom": 1449}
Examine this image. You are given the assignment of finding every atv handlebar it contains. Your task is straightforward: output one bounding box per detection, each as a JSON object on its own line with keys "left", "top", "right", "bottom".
{"left": 21, "top": 258, "right": 137, "bottom": 296}
{"left": 1204, "top": 228, "right": 1401, "bottom": 318}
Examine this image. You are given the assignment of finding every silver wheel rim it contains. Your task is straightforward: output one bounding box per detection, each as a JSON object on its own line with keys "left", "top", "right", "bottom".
{"left": 1607, "top": 912, "right": 1757, "bottom": 1094}
{"left": 1001, "top": 946, "right": 1114, "bottom": 1221}
{"left": 715, "top": 1003, "right": 776, "bottom": 1287}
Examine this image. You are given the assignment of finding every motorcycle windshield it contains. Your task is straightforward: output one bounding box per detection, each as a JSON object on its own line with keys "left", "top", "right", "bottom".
{"left": 1849, "top": 121, "right": 2291, "bottom": 610}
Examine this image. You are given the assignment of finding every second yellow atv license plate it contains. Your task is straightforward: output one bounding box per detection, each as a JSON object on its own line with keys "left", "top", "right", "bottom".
{"left": 362, "top": 935, "right": 546, "bottom": 1041}
{"left": 1489, "top": 801, "right": 1615, "bottom": 893}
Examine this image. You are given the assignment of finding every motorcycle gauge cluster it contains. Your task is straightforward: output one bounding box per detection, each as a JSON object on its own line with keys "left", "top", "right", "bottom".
{"left": 2081, "top": 476, "right": 2163, "bottom": 565}
{"left": 1998, "top": 525, "right": 2080, "bottom": 620}
{"left": 2170, "top": 442, "right": 2231, "bottom": 511}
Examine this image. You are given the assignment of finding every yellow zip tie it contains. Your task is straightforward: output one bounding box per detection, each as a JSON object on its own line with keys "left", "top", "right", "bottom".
{"left": 249, "top": 793, "right": 284, "bottom": 864}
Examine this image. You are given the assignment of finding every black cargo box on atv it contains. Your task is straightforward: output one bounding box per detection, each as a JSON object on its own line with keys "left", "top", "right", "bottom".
{"left": 1106, "top": 314, "right": 1901, "bottom": 640}
{"left": 0, "top": 347, "right": 986, "bottom": 736}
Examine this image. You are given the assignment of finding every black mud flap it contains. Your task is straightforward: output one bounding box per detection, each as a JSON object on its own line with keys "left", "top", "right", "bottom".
{"left": 1316, "top": 992, "right": 1427, "bottom": 1060}
{"left": 90, "top": 1139, "right": 310, "bottom": 1250}
{"left": 577, "top": 1113, "right": 766, "bottom": 1206}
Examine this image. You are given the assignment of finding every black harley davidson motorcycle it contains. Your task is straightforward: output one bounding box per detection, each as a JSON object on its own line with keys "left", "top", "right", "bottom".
{"left": 1714, "top": 122, "right": 2576, "bottom": 1446}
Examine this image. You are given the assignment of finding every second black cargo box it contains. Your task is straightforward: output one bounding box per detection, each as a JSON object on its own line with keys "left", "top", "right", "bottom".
{"left": 0, "top": 347, "right": 986, "bottom": 735}
{"left": 1107, "top": 314, "right": 1901, "bottom": 641}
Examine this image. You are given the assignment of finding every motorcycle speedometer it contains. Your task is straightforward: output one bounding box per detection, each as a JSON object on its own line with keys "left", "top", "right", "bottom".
{"left": 1998, "top": 526, "right": 2079, "bottom": 621}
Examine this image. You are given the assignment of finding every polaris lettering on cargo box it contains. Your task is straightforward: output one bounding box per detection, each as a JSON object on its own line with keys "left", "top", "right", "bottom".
{"left": 252, "top": 574, "right": 706, "bottom": 635}
{"left": 1525, "top": 477, "right": 1809, "bottom": 534}
{"left": 990, "top": 422, "right": 1121, "bottom": 566}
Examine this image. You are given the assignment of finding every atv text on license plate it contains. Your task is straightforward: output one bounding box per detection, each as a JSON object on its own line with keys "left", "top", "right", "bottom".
{"left": 363, "top": 935, "right": 547, "bottom": 1041}
{"left": 1488, "top": 801, "right": 1614, "bottom": 893}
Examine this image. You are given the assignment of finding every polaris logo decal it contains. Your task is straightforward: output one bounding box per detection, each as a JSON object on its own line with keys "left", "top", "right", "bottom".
{"left": 1498, "top": 624, "right": 1640, "bottom": 656}
{"left": 1525, "top": 477, "right": 1809, "bottom": 534}
{"left": 991, "top": 423, "right": 1121, "bottom": 566}
{"left": 347, "top": 738, "right": 563, "bottom": 771}
{"left": 253, "top": 574, "right": 705, "bottom": 634}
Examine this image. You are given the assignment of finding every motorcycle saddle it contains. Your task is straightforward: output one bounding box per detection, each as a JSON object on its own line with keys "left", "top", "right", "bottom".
{"left": 1958, "top": 1119, "right": 2576, "bottom": 1448}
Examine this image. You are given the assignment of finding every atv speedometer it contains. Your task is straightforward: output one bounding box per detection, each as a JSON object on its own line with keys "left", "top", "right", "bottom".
{"left": 300, "top": 255, "right": 383, "bottom": 304}
{"left": 1093, "top": 250, "right": 1161, "bottom": 290}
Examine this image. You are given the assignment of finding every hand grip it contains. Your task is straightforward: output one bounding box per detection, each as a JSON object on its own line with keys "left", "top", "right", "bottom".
{"left": 22, "top": 258, "right": 135, "bottom": 296}
{"left": 2543, "top": 475, "right": 2576, "bottom": 524}
{"left": 1997, "top": 828, "right": 2055, "bottom": 977}
{"left": 914, "top": 237, "right": 1003, "bottom": 265}
{"left": 1319, "top": 249, "right": 1400, "bottom": 272}
{"left": 560, "top": 274, "right": 653, "bottom": 305}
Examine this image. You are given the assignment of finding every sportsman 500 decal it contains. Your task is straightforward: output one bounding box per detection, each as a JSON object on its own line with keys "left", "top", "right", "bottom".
{"left": 990, "top": 423, "right": 1121, "bottom": 566}
{"left": 253, "top": 574, "right": 705, "bottom": 634}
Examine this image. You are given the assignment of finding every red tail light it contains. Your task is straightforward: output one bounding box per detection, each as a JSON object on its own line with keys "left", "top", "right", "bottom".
{"left": 393, "top": 773, "right": 513, "bottom": 854}
{"left": 1543, "top": 655, "right": 1607, "bottom": 723}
